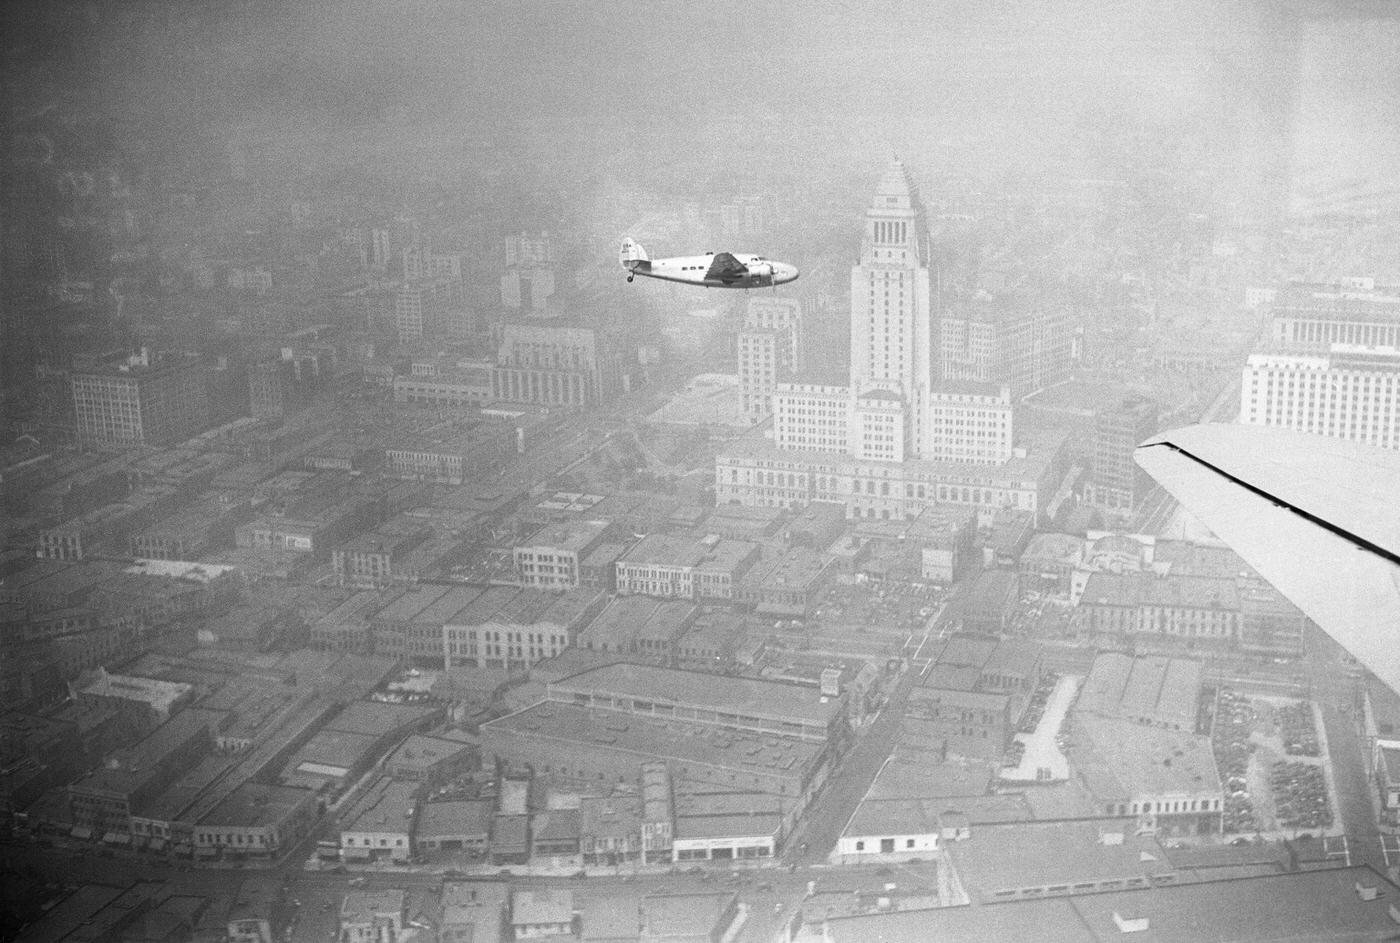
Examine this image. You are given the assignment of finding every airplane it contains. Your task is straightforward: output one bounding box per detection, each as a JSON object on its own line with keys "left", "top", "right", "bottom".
{"left": 619, "top": 238, "right": 798, "bottom": 289}
{"left": 1135, "top": 423, "right": 1400, "bottom": 694}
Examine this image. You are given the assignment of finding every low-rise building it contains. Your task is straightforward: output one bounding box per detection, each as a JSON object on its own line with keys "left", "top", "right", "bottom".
{"left": 492, "top": 813, "right": 530, "bottom": 866}
{"left": 639, "top": 892, "right": 740, "bottom": 943}
{"left": 1020, "top": 533, "right": 1086, "bottom": 594}
{"left": 235, "top": 494, "right": 381, "bottom": 557}
{"left": 614, "top": 535, "right": 759, "bottom": 602}
{"left": 834, "top": 798, "right": 941, "bottom": 863}
{"left": 384, "top": 424, "right": 516, "bottom": 485}
{"left": 441, "top": 880, "right": 508, "bottom": 943}
{"left": 530, "top": 808, "right": 581, "bottom": 859}
{"left": 514, "top": 520, "right": 613, "bottom": 590}
{"left": 416, "top": 799, "right": 493, "bottom": 853}
{"left": 67, "top": 708, "right": 221, "bottom": 838}
{"left": 575, "top": 595, "right": 698, "bottom": 659}
{"left": 579, "top": 793, "right": 643, "bottom": 865}
{"left": 510, "top": 889, "right": 575, "bottom": 939}
{"left": 903, "top": 686, "right": 1011, "bottom": 761}
{"left": 333, "top": 527, "right": 433, "bottom": 589}
{"left": 1076, "top": 653, "right": 1202, "bottom": 731}
{"left": 909, "top": 505, "right": 977, "bottom": 583}
{"left": 961, "top": 569, "right": 1019, "bottom": 634}
{"left": 734, "top": 548, "right": 833, "bottom": 617}
{"left": 341, "top": 889, "right": 406, "bottom": 943}
{"left": 1080, "top": 572, "right": 1241, "bottom": 643}
{"left": 480, "top": 702, "right": 830, "bottom": 828}
{"left": 547, "top": 662, "right": 844, "bottom": 743}
{"left": 339, "top": 777, "right": 419, "bottom": 862}
{"left": 384, "top": 734, "right": 476, "bottom": 785}
{"left": 443, "top": 586, "right": 606, "bottom": 671}
{"left": 1068, "top": 713, "right": 1223, "bottom": 837}
{"left": 192, "top": 783, "right": 317, "bottom": 858}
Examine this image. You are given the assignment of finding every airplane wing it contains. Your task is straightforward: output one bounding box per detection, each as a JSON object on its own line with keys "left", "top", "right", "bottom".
{"left": 705, "top": 252, "right": 747, "bottom": 284}
{"left": 1135, "top": 424, "right": 1400, "bottom": 694}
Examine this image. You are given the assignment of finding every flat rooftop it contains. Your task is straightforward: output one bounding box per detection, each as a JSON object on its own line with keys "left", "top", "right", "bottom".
{"left": 551, "top": 663, "right": 840, "bottom": 728}
{"left": 520, "top": 519, "right": 610, "bottom": 553}
{"left": 341, "top": 777, "right": 420, "bottom": 834}
{"left": 1069, "top": 713, "right": 1222, "bottom": 802}
{"left": 198, "top": 782, "right": 313, "bottom": 828}
{"left": 325, "top": 700, "right": 436, "bottom": 738}
{"left": 385, "top": 734, "right": 473, "bottom": 773}
{"left": 373, "top": 584, "right": 454, "bottom": 623}
{"left": 418, "top": 799, "right": 493, "bottom": 837}
{"left": 1077, "top": 653, "right": 1202, "bottom": 730}
{"left": 484, "top": 702, "right": 822, "bottom": 786}
{"left": 835, "top": 864, "right": 1400, "bottom": 943}
{"left": 843, "top": 798, "right": 941, "bottom": 838}
{"left": 947, "top": 819, "right": 1171, "bottom": 899}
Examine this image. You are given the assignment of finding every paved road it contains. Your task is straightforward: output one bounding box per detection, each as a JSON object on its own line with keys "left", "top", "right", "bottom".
{"left": 782, "top": 667, "right": 918, "bottom": 866}
{"left": 1303, "top": 624, "right": 1379, "bottom": 870}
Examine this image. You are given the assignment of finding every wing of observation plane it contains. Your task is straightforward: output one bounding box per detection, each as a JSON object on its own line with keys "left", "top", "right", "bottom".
{"left": 1135, "top": 423, "right": 1400, "bottom": 694}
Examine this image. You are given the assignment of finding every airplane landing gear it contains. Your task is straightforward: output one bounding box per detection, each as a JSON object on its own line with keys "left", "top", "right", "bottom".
{"left": 627, "top": 274, "right": 634, "bottom": 283}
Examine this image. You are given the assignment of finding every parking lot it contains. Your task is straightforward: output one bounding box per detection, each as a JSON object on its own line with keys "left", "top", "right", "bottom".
{"left": 1212, "top": 690, "right": 1340, "bottom": 838}
{"left": 1001, "top": 673, "right": 1079, "bottom": 783}
{"left": 814, "top": 580, "right": 949, "bottom": 634}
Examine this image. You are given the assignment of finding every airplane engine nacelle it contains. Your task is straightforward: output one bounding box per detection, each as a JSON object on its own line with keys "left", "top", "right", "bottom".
{"left": 750, "top": 263, "right": 773, "bottom": 286}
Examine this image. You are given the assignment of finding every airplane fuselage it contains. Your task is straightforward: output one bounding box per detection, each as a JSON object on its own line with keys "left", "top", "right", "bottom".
{"left": 630, "top": 252, "right": 798, "bottom": 289}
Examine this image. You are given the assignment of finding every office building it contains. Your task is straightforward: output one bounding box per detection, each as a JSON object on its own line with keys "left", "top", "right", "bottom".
{"left": 392, "top": 360, "right": 495, "bottom": 406}
{"left": 396, "top": 278, "right": 462, "bottom": 343}
{"left": 493, "top": 322, "right": 620, "bottom": 407}
{"left": 514, "top": 520, "right": 613, "bottom": 590}
{"left": 925, "top": 382, "right": 1013, "bottom": 464}
{"left": 745, "top": 295, "right": 802, "bottom": 370}
{"left": 1268, "top": 279, "right": 1400, "bottom": 353}
{"left": 614, "top": 535, "right": 760, "bottom": 602}
{"left": 72, "top": 351, "right": 210, "bottom": 448}
{"left": 1085, "top": 396, "right": 1158, "bottom": 515}
{"left": 1240, "top": 345, "right": 1399, "bottom": 450}
{"left": 383, "top": 423, "right": 515, "bottom": 484}
{"left": 738, "top": 296, "right": 802, "bottom": 421}
{"left": 939, "top": 294, "right": 1077, "bottom": 399}
{"left": 772, "top": 384, "right": 852, "bottom": 453}
{"left": 442, "top": 586, "right": 605, "bottom": 671}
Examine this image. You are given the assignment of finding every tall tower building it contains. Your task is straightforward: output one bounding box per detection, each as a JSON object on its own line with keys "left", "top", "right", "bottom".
{"left": 849, "top": 161, "right": 934, "bottom": 457}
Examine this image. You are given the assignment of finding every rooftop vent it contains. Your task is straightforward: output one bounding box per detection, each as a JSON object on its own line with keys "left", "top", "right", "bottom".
{"left": 1357, "top": 882, "right": 1380, "bottom": 901}
{"left": 1111, "top": 912, "right": 1149, "bottom": 933}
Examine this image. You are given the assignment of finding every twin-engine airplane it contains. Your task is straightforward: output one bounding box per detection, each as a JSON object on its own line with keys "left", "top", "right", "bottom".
{"left": 620, "top": 238, "right": 798, "bottom": 289}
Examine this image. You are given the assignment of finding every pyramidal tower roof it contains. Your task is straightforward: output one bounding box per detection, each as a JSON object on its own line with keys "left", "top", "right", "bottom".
{"left": 872, "top": 160, "right": 914, "bottom": 211}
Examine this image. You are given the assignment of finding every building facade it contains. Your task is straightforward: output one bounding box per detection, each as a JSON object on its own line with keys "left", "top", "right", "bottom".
{"left": 1085, "top": 396, "right": 1159, "bottom": 515}
{"left": 72, "top": 352, "right": 210, "bottom": 448}
{"left": 849, "top": 162, "right": 934, "bottom": 456}
{"left": 1268, "top": 279, "right": 1400, "bottom": 353}
{"left": 1240, "top": 346, "right": 1399, "bottom": 450}
{"left": 925, "top": 382, "right": 1013, "bottom": 464}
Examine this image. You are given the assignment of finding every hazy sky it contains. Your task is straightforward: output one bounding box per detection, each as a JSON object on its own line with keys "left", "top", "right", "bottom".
{"left": 4, "top": 0, "right": 1397, "bottom": 216}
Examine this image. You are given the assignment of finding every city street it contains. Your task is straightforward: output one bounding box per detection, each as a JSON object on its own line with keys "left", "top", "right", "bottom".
{"left": 783, "top": 666, "right": 918, "bottom": 866}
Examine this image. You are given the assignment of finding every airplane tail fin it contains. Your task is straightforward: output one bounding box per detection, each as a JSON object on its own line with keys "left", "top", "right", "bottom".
{"left": 620, "top": 237, "right": 649, "bottom": 271}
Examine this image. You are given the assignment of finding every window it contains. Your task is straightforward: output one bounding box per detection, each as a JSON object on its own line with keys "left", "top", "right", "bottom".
{"left": 855, "top": 840, "right": 865, "bottom": 851}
